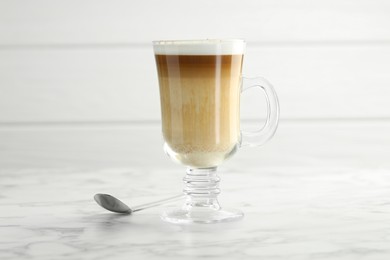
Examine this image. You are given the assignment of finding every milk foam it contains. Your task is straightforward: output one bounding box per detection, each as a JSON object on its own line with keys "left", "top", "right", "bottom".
{"left": 153, "top": 39, "right": 245, "bottom": 55}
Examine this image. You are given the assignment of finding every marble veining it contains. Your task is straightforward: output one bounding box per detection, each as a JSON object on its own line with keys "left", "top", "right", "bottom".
{"left": 1, "top": 123, "right": 390, "bottom": 259}
{"left": 1, "top": 166, "right": 390, "bottom": 260}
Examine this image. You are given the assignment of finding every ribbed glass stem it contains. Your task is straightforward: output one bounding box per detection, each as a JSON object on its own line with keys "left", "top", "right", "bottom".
{"left": 182, "top": 167, "right": 221, "bottom": 211}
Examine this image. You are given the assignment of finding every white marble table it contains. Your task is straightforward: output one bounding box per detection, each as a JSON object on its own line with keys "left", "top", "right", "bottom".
{"left": 1, "top": 121, "right": 390, "bottom": 259}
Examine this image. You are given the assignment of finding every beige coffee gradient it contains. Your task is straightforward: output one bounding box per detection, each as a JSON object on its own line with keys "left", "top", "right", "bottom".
{"left": 155, "top": 54, "right": 243, "bottom": 168}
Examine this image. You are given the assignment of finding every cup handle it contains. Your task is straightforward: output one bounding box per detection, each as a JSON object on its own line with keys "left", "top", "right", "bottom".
{"left": 240, "top": 76, "right": 280, "bottom": 147}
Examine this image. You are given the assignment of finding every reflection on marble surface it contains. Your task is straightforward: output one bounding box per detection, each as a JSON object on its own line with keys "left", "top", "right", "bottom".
{"left": 1, "top": 166, "right": 390, "bottom": 259}
{"left": 1, "top": 122, "right": 390, "bottom": 259}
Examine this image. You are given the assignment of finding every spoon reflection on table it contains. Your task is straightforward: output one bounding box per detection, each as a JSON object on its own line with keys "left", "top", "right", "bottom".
{"left": 94, "top": 193, "right": 184, "bottom": 214}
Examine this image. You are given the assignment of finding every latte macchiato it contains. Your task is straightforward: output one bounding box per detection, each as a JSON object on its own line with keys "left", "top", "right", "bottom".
{"left": 154, "top": 40, "right": 245, "bottom": 167}
{"left": 153, "top": 39, "right": 279, "bottom": 224}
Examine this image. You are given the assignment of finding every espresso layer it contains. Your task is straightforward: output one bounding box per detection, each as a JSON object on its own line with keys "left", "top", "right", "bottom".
{"left": 155, "top": 54, "right": 243, "bottom": 168}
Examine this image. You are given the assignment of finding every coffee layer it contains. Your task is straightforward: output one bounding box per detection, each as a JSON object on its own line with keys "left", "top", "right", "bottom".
{"left": 155, "top": 54, "right": 243, "bottom": 168}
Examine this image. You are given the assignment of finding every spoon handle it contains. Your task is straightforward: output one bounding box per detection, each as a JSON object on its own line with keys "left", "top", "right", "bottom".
{"left": 132, "top": 194, "right": 184, "bottom": 212}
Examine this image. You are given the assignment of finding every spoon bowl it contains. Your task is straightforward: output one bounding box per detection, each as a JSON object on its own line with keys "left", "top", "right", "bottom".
{"left": 94, "top": 194, "right": 132, "bottom": 214}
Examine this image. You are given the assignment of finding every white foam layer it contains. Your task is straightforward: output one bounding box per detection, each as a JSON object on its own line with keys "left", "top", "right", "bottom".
{"left": 153, "top": 39, "right": 246, "bottom": 55}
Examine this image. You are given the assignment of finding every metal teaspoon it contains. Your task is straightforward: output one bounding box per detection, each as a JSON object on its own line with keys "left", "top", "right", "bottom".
{"left": 94, "top": 193, "right": 184, "bottom": 214}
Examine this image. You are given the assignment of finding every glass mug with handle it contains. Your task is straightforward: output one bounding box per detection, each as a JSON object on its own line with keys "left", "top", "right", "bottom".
{"left": 153, "top": 39, "right": 279, "bottom": 224}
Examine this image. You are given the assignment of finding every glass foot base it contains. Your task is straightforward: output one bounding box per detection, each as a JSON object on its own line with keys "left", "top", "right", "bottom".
{"left": 161, "top": 207, "right": 244, "bottom": 224}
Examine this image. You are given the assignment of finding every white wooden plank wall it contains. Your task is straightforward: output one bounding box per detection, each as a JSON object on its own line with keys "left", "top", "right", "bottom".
{"left": 1, "top": 0, "right": 390, "bottom": 123}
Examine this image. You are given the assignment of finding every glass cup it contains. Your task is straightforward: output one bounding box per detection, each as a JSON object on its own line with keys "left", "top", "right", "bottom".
{"left": 153, "top": 39, "right": 279, "bottom": 224}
